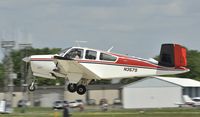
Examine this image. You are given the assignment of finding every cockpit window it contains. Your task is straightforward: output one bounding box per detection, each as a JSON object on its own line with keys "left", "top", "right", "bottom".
{"left": 85, "top": 50, "right": 97, "bottom": 60}
{"left": 59, "top": 47, "right": 71, "bottom": 57}
{"left": 100, "top": 53, "right": 117, "bottom": 61}
{"left": 64, "top": 48, "right": 84, "bottom": 59}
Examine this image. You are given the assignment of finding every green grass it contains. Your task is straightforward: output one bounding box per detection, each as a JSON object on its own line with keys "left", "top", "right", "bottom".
{"left": 1, "top": 107, "right": 200, "bottom": 117}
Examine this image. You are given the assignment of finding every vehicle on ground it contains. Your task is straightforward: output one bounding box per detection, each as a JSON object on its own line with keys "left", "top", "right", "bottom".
{"left": 53, "top": 100, "right": 68, "bottom": 109}
{"left": 99, "top": 98, "right": 108, "bottom": 105}
{"left": 113, "top": 98, "right": 122, "bottom": 105}
{"left": 68, "top": 99, "right": 83, "bottom": 108}
{"left": 17, "top": 100, "right": 31, "bottom": 107}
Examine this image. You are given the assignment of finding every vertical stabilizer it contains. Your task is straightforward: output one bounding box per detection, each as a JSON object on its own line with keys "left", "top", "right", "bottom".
{"left": 158, "top": 44, "right": 187, "bottom": 68}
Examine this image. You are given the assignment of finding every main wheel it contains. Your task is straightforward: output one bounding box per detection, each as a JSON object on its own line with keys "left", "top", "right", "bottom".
{"left": 28, "top": 84, "right": 36, "bottom": 91}
{"left": 67, "top": 83, "right": 77, "bottom": 93}
{"left": 77, "top": 85, "right": 86, "bottom": 95}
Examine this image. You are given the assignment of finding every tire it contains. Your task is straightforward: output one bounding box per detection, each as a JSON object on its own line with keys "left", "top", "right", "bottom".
{"left": 28, "top": 84, "right": 36, "bottom": 91}
{"left": 77, "top": 85, "right": 86, "bottom": 95}
{"left": 67, "top": 83, "right": 77, "bottom": 93}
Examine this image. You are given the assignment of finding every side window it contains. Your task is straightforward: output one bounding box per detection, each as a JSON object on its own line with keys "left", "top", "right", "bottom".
{"left": 64, "top": 49, "right": 83, "bottom": 59}
{"left": 100, "top": 53, "right": 117, "bottom": 61}
{"left": 85, "top": 50, "right": 97, "bottom": 60}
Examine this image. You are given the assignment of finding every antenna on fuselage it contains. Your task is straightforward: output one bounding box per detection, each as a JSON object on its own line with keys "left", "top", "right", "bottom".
{"left": 75, "top": 40, "right": 87, "bottom": 47}
{"left": 107, "top": 46, "right": 114, "bottom": 52}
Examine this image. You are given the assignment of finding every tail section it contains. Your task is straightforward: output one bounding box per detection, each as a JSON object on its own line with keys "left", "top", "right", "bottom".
{"left": 158, "top": 44, "right": 187, "bottom": 68}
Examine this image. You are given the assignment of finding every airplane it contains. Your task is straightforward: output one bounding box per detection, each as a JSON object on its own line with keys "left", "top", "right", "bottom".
{"left": 23, "top": 43, "right": 189, "bottom": 95}
{"left": 176, "top": 95, "right": 200, "bottom": 107}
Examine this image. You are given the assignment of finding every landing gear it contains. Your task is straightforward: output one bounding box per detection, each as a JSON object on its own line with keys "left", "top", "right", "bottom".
{"left": 65, "top": 78, "right": 90, "bottom": 95}
{"left": 28, "top": 80, "right": 36, "bottom": 91}
{"left": 67, "top": 83, "right": 77, "bottom": 93}
{"left": 77, "top": 85, "right": 86, "bottom": 95}
{"left": 67, "top": 83, "right": 87, "bottom": 95}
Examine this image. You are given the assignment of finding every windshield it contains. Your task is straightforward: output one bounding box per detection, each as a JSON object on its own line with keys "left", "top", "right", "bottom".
{"left": 64, "top": 48, "right": 84, "bottom": 59}
{"left": 59, "top": 47, "right": 72, "bottom": 57}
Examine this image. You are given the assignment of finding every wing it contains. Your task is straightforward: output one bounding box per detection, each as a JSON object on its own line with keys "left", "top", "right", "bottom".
{"left": 54, "top": 56, "right": 100, "bottom": 80}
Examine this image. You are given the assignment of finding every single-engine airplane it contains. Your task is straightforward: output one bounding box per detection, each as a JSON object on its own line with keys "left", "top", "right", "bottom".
{"left": 23, "top": 44, "right": 189, "bottom": 95}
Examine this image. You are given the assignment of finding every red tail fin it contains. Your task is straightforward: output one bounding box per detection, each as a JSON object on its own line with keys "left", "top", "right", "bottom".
{"left": 159, "top": 44, "right": 187, "bottom": 68}
{"left": 174, "top": 44, "right": 187, "bottom": 67}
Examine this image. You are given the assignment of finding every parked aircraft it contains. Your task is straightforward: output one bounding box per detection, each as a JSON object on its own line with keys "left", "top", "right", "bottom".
{"left": 23, "top": 44, "right": 189, "bottom": 95}
{"left": 176, "top": 95, "right": 200, "bottom": 107}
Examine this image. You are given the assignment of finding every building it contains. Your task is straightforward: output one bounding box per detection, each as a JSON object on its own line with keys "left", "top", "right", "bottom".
{"left": 0, "top": 84, "right": 122, "bottom": 107}
{"left": 123, "top": 76, "right": 200, "bottom": 109}
{"left": 33, "top": 84, "right": 122, "bottom": 107}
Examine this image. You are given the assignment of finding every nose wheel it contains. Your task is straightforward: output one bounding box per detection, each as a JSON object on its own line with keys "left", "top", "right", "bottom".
{"left": 28, "top": 80, "right": 36, "bottom": 91}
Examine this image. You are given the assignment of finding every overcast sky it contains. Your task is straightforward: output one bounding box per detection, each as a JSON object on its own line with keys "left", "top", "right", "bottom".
{"left": 0, "top": 0, "right": 200, "bottom": 60}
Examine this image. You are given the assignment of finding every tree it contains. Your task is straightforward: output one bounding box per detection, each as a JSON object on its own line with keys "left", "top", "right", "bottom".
{"left": 0, "top": 63, "right": 5, "bottom": 86}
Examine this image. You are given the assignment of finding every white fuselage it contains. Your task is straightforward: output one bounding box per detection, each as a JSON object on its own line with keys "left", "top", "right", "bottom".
{"left": 28, "top": 46, "right": 189, "bottom": 84}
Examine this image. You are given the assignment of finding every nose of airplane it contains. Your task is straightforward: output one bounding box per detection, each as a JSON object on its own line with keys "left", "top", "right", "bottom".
{"left": 22, "top": 56, "right": 31, "bottom": 63}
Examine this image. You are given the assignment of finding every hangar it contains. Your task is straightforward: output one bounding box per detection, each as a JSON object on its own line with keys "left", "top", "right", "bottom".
{"left": 123, "top": 76, "right": 200, "bottom": 109}
{"left": 0, "top": 84, "right": 122, "bottom": 107}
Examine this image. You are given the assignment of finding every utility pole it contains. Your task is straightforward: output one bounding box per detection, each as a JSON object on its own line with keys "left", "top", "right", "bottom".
{"left": 19, "top": 43, "right": 32, "bottom": 91}
{"left": 1, "top": 41, "right": 16, "bottom": 108}
{"left": 19, "top": 43, "right": 32, "bottom": 112}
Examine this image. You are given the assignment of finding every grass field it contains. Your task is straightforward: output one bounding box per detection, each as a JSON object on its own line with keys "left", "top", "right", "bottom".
{"left": 1, "top": 107, "right": 200, "bottom": 117}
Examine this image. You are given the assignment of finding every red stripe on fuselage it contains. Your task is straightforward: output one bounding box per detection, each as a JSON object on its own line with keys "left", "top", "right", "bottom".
{"left": 116, "top": 57, "right": 159, "bottom": 68}
{"left": 111, "top": 53, "right": 159, "bottom": 68}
